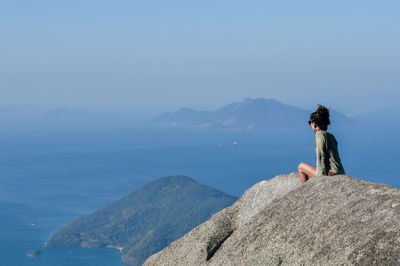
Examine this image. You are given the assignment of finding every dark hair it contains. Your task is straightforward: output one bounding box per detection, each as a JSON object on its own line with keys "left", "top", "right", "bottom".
{"left": 308, "top": 104, "right": 330, "bottom": 131}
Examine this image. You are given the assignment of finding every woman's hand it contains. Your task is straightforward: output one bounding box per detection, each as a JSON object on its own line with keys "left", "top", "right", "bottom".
{"left": 328, "top": 171, "right": 336, "bottom": 176}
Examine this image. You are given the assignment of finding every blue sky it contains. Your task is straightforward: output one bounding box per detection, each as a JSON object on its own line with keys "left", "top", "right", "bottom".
{"left": 1, "top": 1, "right": 399, "bottom": 118}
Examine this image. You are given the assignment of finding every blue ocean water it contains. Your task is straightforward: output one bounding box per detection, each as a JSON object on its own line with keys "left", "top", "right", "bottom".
{"left": 0, "top": 124, "right": 399, "bottom": 265}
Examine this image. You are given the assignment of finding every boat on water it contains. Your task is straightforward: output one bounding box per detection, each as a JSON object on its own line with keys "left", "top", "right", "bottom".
{"left": 217, "top": 141, "right": 238, "bottom": 147}
{"left": 29, "top": 222, "right": 37, "bottom": 227}
{"left": 26, "top": 250, "right": 41, "bottom": 258}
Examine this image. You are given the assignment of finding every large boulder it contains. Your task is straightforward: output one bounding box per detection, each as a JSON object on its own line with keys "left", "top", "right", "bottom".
{"left": 144, "top": 172, "right": 400, "bottom": 265}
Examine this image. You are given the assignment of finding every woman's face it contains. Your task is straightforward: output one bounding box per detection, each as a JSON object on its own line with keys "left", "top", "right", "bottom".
{"left": 310, "top": 122, "right": 319, "bottom": 132}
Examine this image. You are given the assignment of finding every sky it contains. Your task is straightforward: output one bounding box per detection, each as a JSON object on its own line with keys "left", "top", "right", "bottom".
{"left": 1, "top": 0, "right": 399, "bottom": 119}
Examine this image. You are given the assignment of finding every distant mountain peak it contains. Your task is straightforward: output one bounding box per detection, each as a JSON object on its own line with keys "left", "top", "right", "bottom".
{"left": 145, "top": 175, "right": 198, "bottom": 187}
{"left": 149, "top": 97, "right": 355, "bottom": 130}
{"left": 236, "top": 97, "right": 277, "bottom": 104}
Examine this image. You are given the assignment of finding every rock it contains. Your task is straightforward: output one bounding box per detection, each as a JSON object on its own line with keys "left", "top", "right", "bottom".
{"left": 144, "top": 173, "right": 400, "bottom": 265}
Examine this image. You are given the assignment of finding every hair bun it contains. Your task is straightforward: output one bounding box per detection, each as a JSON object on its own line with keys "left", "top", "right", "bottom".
{"left": 316, "top": 104, "right": 330, "bottom": 118}
{"left": 309, "top": 104, "right": 331, "bottom": 130}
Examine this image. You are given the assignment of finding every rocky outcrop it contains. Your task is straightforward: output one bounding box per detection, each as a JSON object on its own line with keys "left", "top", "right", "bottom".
{"left": 144, "top": 173, "right": 400, "bottom": 265}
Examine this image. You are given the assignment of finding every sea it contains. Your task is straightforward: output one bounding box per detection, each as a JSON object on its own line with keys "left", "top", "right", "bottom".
{"left": 0, "top": 122, "right": 399, "bottom": 266}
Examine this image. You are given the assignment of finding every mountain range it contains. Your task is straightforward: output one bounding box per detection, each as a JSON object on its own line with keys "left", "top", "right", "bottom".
{"left": 149, "top": 97, "right": 356, "bottom": 130}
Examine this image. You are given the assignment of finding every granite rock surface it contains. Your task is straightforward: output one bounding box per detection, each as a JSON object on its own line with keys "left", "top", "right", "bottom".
{"left": 144, "top": 173, "right": 400, "bottom": 265}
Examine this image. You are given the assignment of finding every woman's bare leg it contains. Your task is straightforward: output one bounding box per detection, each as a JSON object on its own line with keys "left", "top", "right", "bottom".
{"left": 298, "top": 162, "right": 316, "bottom": 184}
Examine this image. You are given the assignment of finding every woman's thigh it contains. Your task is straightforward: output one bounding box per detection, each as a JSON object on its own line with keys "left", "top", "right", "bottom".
{"left": 299, "top": 162, "right": 316, "bottom": 177}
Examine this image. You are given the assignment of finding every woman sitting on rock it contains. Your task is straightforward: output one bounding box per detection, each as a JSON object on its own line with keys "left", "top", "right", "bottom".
{"left": 298, "top": 104, "right": 345, "bottom": 184}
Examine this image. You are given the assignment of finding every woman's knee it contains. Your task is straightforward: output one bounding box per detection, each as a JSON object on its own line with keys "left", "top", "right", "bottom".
{"left": 298, "top": 162, "right": 305, "bottom": 171}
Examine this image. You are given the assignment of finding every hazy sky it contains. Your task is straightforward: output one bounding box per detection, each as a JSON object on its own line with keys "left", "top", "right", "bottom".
{"left": 1, "top": 1, "right": 399, "bottom": 118}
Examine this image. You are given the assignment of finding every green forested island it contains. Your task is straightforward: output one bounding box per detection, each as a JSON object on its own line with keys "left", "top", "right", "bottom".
{"left": 47, "top": 175, "right": 238, "bottom": 265}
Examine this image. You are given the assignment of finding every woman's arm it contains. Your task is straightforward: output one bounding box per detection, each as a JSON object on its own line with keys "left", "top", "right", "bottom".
{"left": 315, "top": 133, "right": 327, "bottom": 176}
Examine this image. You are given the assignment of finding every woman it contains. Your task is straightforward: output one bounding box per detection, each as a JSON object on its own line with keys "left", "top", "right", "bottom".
{"left": 298, "top": 104, "right": 345, "bottom": 184}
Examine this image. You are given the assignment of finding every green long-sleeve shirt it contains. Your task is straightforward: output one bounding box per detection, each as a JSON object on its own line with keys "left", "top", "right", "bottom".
{"left": 315, "top": 131, "right": 345, "bottom": 177}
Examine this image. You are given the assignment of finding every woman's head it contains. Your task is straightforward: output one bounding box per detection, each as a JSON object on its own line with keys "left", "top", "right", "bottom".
{"left": 308, "top": 104, "right": 330, "bottom": 131}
